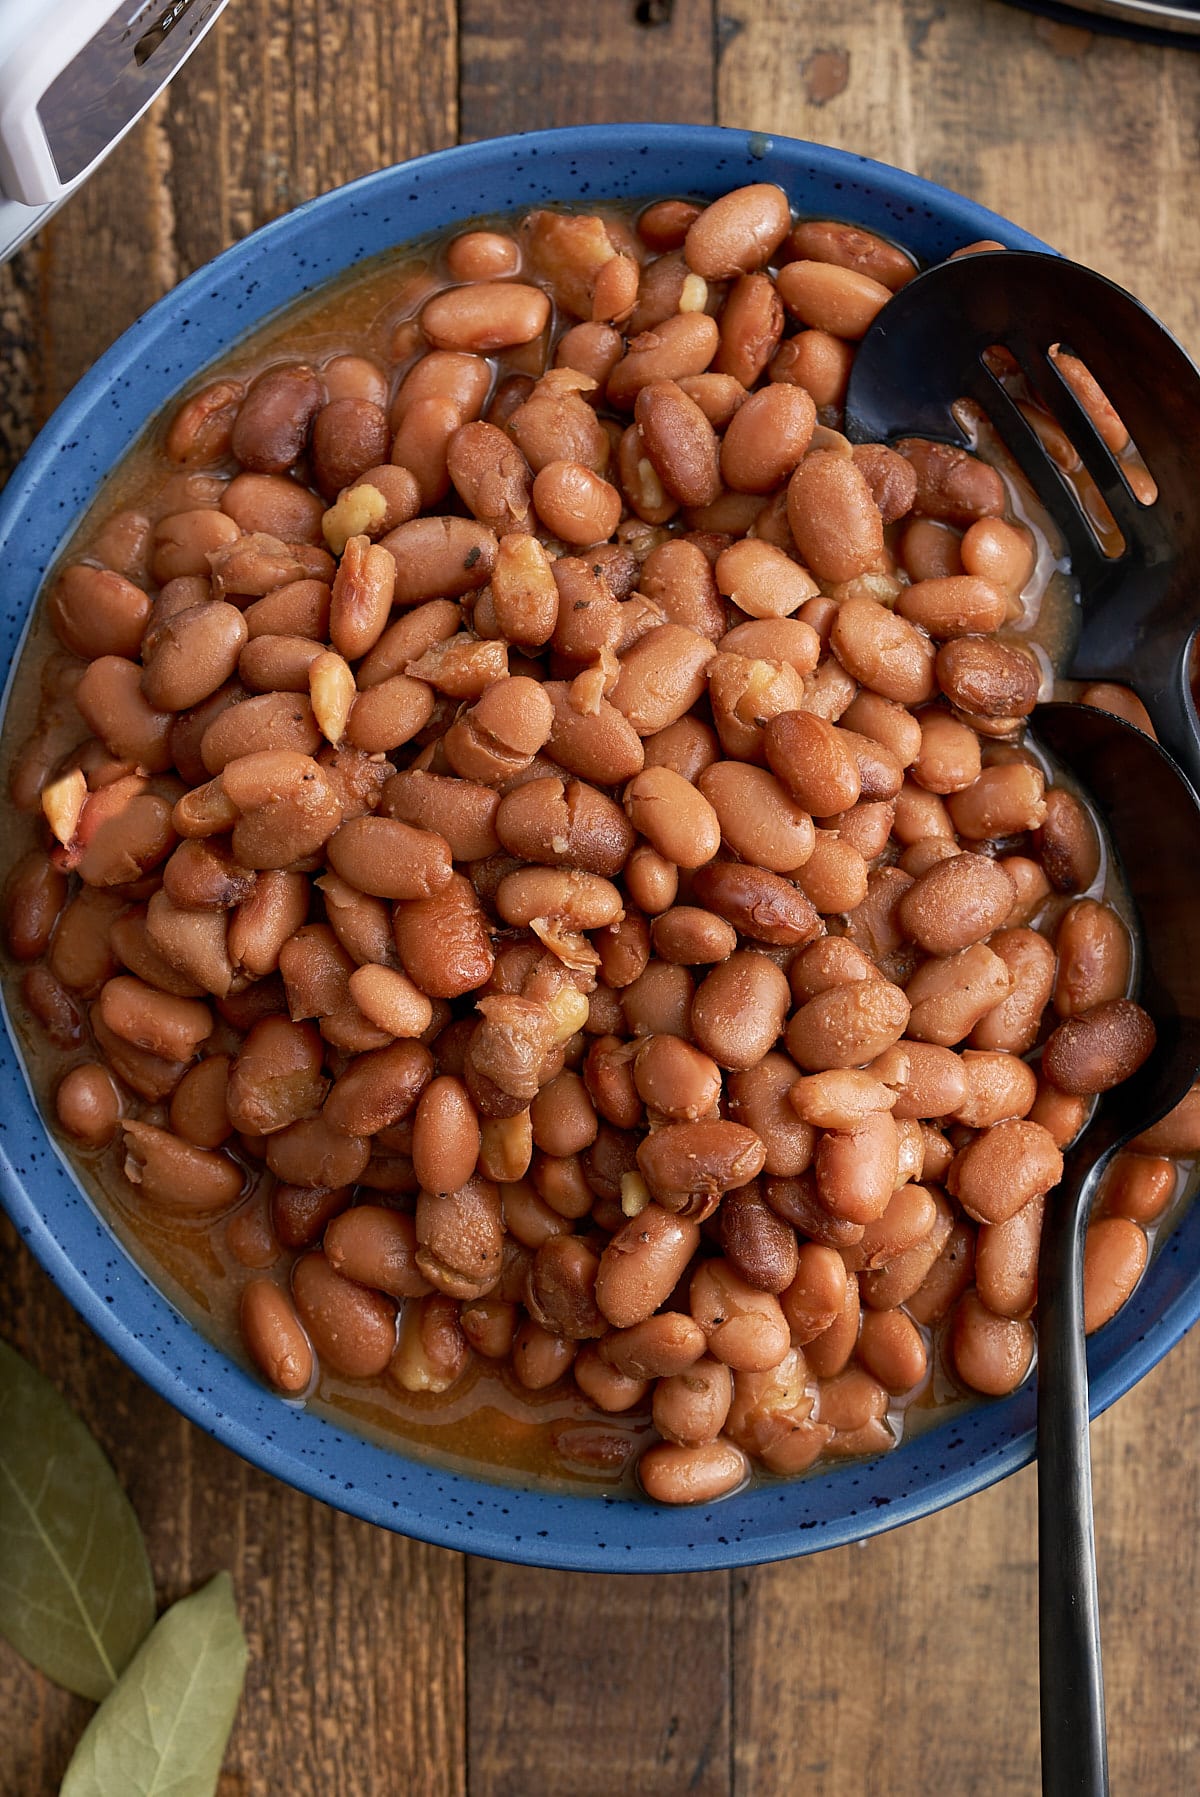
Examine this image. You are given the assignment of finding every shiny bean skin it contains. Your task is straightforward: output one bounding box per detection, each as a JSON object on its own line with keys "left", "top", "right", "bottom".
{"left": 633, "top": 1036, "right": 721, "bottom": 1121}
{"left": 949, "top": 1293, "right": 1034, "bottom": 1396}
{"left": 685, "top": 184, "right": 791, "bottom": 279}
{"left": 422, "top": 282, "right": 550, "bottom": 353}
{"left": 5, "top": 853, "right": 68, "bottom": 961}
{"left": 651, "top": 906, "right": 738, "bottom": 966}
{"left": 898, "top": 853, "right": 1015, "bottom": 955}
{"left": 775, "top": 260, "right": 891, "bottom": 338}
{"left": 814, "top": 1111, "right": 900, "bottom": 1224}
{"left": 786, "top": 979, "right": 910, "bottom": 1073}
{"left": 1053, "top": 899, "right": 1130, "bottom": 1018}
{"left": 856, "top": 1309, "right": 928, "bottom": 1396}
{"left": 904, "top": 943, "right": 1013, "bottom": 1047}
{"left": 1083, "top": 1217, "right": 1148, "bottom": 1332}
{"left": 1041, "top": 999, "right": 1156, "bottom": 1096}
{"left": 623, "top": 766, "right": 721, "bottom": 869}
{"left": 638, "top": 1438, "right": 748, "bottom": 1505}
{"left": 948, "top": 1119, "right": 1064, "bottom": 1225}
{"left": 1101, "top": 1152, "right": 1176, "bottom": 1225}
{"left": 689, "top": 861, "right": 820, "bottom": 949}
{"left": 1130, "top": 1083, "right": 1200, "bottom": 1155}
{"left": 691, "top": 951, "right": 791, "bottom": 1072}
{"left": 975, "top": 1195, "right": 1044, "bottom": 1320}
{"left": 412, "top": 1075, "right": 482, "bottom": 1194}
{"left": 652, "top": 1358, "right": 734, "bottom": 1447}
{"left": 291, "top": 1250, "right": 397, "bottom": 1378}
{"left": 786, "top": 452, "right": 884, "bottom": 583}
{"left": 240, "top": 1280, "right": 314, "bottom": 1394}
{"left": 55, "top": 1062, "right": 124, "bottom": 1148}
{"left": 689, "top": 1260, "right": 791, "bottom": 1371}
{"left": 970, "top": 928, "right": 1057, "bottom": 1055}
{"left": 121, "top": 1121, "right": 244, "bottom": 1214}
{"left": 638, "top": 1120, "right": 766, "bottom": 1217}
{"left": 719, "top": 1183, "right": 800, "bottom": 1293}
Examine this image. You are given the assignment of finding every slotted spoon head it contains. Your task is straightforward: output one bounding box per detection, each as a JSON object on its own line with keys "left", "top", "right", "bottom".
{"left": 844, "top": 249, "right": 1200, "bottom": 780}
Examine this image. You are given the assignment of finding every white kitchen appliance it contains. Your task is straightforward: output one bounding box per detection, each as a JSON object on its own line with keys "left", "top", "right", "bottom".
{"left": 0, "top": 0, "right": 230, "bottom": 263}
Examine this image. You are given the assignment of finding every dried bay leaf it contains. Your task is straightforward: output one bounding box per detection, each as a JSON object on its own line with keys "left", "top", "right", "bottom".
{"left": 60, "top": 1571, "right": 247, "bottom": 1797}
{"left": 0, "top": 1338, "right": 154, "bottom": 1700}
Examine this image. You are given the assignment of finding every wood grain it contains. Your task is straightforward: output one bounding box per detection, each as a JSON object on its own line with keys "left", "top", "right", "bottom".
{"left": 457, "top": 0, "right": 716, "bottom": 137}
{"left": 466, "top": 1562, "right": 731, "bottom": 1797}
{"left": 4, "top": 2, "right": 1200, "bottom": 1793}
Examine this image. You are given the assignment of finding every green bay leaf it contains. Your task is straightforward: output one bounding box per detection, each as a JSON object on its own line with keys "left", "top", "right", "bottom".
{"left": 0, "top": 1337, "right": 155, "bottom": 1700}
{"left": 60, "top": 1571, "right": 247, "bottom": 1797}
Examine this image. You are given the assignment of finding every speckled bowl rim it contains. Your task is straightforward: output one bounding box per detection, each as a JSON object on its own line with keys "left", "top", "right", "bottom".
{"left": 3, "top": 123, "right": 1198, "bottom": 1573}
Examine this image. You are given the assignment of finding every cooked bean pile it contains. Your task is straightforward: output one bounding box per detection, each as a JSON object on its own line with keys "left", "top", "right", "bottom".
{"left": 6, "top": 183, "right": 1200, "bottom": 1507}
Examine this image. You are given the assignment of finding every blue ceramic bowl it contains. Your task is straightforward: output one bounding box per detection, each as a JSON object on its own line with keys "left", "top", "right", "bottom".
{"left": 3, "top": 124, "right": 1197, "bottom": 1572}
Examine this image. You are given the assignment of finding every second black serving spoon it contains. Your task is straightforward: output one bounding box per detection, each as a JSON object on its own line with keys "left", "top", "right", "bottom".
{"left": 844, "top": 249, "right": 1200, "bottom": 1797}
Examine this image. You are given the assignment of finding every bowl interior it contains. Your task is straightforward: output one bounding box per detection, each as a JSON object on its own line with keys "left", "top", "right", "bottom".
{"left": 3, "top": 122, "right": 1197, "bottom": 1573}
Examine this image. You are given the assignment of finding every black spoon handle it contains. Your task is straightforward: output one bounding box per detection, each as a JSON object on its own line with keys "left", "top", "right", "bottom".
{"left": 1037, "top": 1158, "right": 1110, "bottom": 1797}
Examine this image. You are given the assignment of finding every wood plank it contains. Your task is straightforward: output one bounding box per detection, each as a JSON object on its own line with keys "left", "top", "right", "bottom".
{"left": 466, "top": 1562, "right": 731, "bottom": 1797}
{"left": 717, "top": 0, "right": 1200, "bottom": 352}
{"left": 458, "top": 0, "right": 717, "bottom": 136}
{"left": 1, "top": 5, "right": 465, "bottom": 1794}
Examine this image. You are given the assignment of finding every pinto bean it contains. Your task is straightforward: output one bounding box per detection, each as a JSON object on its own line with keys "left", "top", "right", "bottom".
{"left": 637, "top": 1120, "right": 766, "bottom": 1216}
{"left": 421, "top": 281, "right": 550, "bottom": 352}
{"left": 775, "top": 260, "right": 891, "bottom": 338}
{"left": 976, "top": 1195, "right": 1044, "bottom": 1320}
{"left": 121, "top": 1121, "right": 244, "bottom": 1214}
{"left": 685, "top": 183, "right": 791, "bottom": 278}
{"left": 55, "top": 1063, "right": 124, "bottom": 1148}
{"left": 291, "top": 1250, "right": 396, "bottom": 1378}
{"left": 525, "top": 1237, "right": 604, "bottom": 1340}
{"left": 897, "top": 853, "right": 1015, "bottom": 954}
{"left": 935, "top": 635, "right": 1041, "bottom": 719}
{"left": 905, "top": 942, "right": 1012, "bottom": 1047}
{"left": 689, "top": 861, "right": 820, "bottom": 949}
{"left": 50, "top": 565, "right": 152, "bottom": 661}
{"left": 689, "top": 1259, "right": 791, "bottom": 1371}
{"left": 786, "top": 452, "right": 884, "bottom": 583}
{"left": 1053, "top": 900, "right": 1129, "bottom": 1018}
{"left": 948, "top": 1119, "right": 1064, "bottom": 1225}
{"left": 609, "top": 624, "right": 716, "bottom": 737}
{"left": 651, "top": 906, "right": 738, "bottom": 967}
{"left": 232, "top": 364, "right": 323, "bottom": 473}
{"left": 393, "top": 873, "right": 494, "bottom": 999}
{"left": 1042, "top": 999, "right": 1156, "bottom": 1096}
{"left": 786, "top": 979, "right": 910, "bottom": 1072}
{"left": 621, "top": 766, "right": 720, "bottom": 870}
{"left": 897, "top": 438, "right": 1006, "bottom": 525}
{"left": 240, "top": 1281, "right": 314, "bottom": 1394}
{"left": 830, "top": 598, "right": 937, "bottom": 707}
{"left": 1036, "top": 788, "right": 1102, "bottom": 894}
{"left": 1083, "top": 1217, "right": 1148, "bottom": 1332}
{"left": 415, "top": 1176, "right": 503, "bottom": 1299}
{"left": 949, "top": 1293, "right": 1034, "bottom": 1396}
{"left": 719, "top": 1184, "right": 799, "bottom": 1294}
{"left": 639, "top": 1437, "right": 748, "bottom": 1504}
{"left": 970, "top": 927, "right": 1057, "bottom": 1054}
{"left": 690, "top": 951, "right": 791, "bottom": 1071}
{"left": 1101, "top": 1152, "right": 1176, "bottom": 1225}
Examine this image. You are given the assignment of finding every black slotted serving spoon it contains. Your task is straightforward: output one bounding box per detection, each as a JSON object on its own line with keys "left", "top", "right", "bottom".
{"left": 844, "top": 250, "right": 1200, "bottom": 1797}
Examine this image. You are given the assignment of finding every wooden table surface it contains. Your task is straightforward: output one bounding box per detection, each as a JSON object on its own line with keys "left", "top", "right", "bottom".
{"left": 3, "top": 3, "right": 1200, "bottom": 1792}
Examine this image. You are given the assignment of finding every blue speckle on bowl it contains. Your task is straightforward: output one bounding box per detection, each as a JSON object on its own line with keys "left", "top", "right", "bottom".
{"left": 2, "top": 123, "right": 1195, "bottom": 1574}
